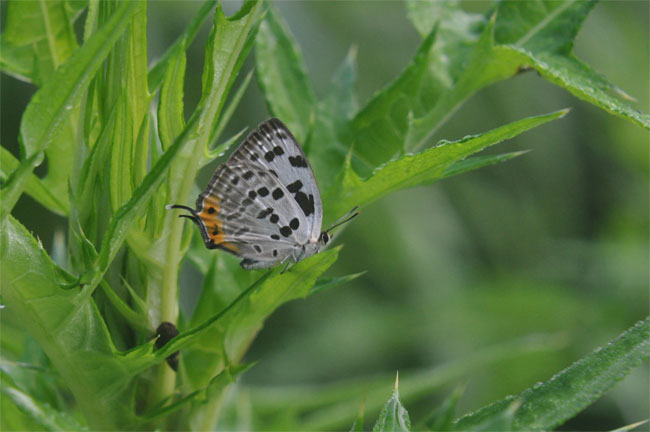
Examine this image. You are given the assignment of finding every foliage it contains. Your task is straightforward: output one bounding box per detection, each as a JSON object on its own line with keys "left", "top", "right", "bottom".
{"left": 1, "top": 0, "right": 647, "bottom": 430}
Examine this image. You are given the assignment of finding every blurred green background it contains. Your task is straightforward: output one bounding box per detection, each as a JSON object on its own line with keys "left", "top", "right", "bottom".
{"left": 2, "top": 1, "right": 648, "bottom": 429}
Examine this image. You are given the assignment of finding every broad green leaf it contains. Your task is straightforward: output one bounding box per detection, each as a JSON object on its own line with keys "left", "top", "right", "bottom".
{"left": 182, "top": 247, "right": 340, "bottom": 392}
{"left": 0, "top": 216, "right": 135, "bottom": 429}
{"left": 373, "top": 375, "right": 411, "bottom": 432}
{"left": 454, "top": 317, "right": 650, "bottom": 431}
{"left": 0, "top": 0, "right": 85, "bottom": 85}
{"left": 147, "top": 0, "right": 216, "bottom": 93}
{"left": 0, "top": 147, "right": 67, "bottom": 215}
{"left": 325, "top": 109, "right": 567, "bottom": 220}
{"left": 255, "top": 3, "right": 316, "bottom": 143}
{"left": 343, "top": 27, "right": 438, "bottom": 173}
{"left": 492, "top": 0, "right": 650, "bottom": 129}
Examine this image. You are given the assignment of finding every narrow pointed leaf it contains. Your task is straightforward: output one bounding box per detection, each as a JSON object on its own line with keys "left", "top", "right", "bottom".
{"left": 454, "top": 317, "right": 650, "bottom": 431}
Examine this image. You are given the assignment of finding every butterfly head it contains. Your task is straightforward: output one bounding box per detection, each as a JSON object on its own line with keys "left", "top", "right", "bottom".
{"left": 319, "top": 231, "right": 331, "bottom": 246}
{"left": 321, "top": 206, "right": 360, "bottom": 244}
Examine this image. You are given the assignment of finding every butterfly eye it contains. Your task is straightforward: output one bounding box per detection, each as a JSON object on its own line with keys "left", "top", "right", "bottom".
{"left": 320, "top": 232, "right": 330, "bottom": 245}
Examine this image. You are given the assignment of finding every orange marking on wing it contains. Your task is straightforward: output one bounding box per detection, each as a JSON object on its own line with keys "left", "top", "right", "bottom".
{"left": 196, "top": 197, "right": 239, "bottom": 253}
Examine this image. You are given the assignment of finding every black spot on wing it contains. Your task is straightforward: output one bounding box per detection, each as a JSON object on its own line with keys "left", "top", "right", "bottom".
{"left": 272, "top": 188, "right": 284, "bottom": 200}
{"left": 242, "top": 171, "right": 254, "bottom": 180}
{"left": 208, "top": 207, "right": 216, "bottom": 214}
{"left": 270, "top": 214, "right": 279, "bottom": 224}
{"left": 280, "top": 226, "right": 292, "bottom": 237}
{"left": 289, "top": 155, "right": 308, "bottom": 168}
{"left": 290, "top": 218, "right": 300, "bottom": 230}
{"left": 264, "top": 151, "right": 275, "bottom": 162}
{"left": 273, "top": 146, "right": 284, "bottom": 155}
{"left": 287, "top": 180, "right": 303, "bottom": 193}
{"left": 294, "top": 192, "right": 315, "bottom": 217}
{"left": 256, "top": 208, "right": 273, "bottom": 219}
{"left": 254, "top": 245, "right": 262, "bottom": 253}
{"left": 248, "top": 190, "right": 257, "bottom": 199}
{"left": 257, "top": 187, "right": 269, "bottom": 197}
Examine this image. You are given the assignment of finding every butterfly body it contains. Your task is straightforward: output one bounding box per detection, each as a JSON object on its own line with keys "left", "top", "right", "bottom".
{"left": 169, "top": 118, "right": 353, "bottom": 270}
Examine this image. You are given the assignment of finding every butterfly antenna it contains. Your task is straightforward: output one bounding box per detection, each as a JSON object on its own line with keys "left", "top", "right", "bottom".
{"left": 166, "top": 204, "right": 199, "bottom": 222}
{"left": 325, "top": 205, "right": 360, "bottom": 234}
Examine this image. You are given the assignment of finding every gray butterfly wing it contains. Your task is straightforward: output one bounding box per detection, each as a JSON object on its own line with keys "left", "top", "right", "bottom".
{"left": 227, "top": 118, "right": 323, "bottom": 242}
{"left": 194, "top": 161, "right": 310, "bottom": 268}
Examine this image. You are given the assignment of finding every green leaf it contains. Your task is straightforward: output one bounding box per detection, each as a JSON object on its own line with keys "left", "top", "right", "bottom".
{"left": 1, "top": 383, "right": 86, "bottom": 431}
{"left": 420, "top": 385, "right": 464, "bottom": 431}
{"left": 157, "top": 43, "right": 186, "bottom": 150}
{"left": 147, "top": 0, "right": 216, "bottom": 93}
{"left": 462, "top": 401, "right": 519, "bottom": 431}
{"left": 0, "top": 0, "right": 85, "bottom": 85}
{"left": 141, "top": 363, "right": 254, "bottom": 422}
{"left": 0, "top": 147, "right": 68, "bottom": 215}
{"left": 454, "top": 317, "right": 650, "bottom": 431}
{"left": 373, "top": 375, "right": 411, "bottom": 432}
{"left": 349, "top": 399, "right": 366, "bottom": 432}
{"left": 107, "top": 1, "right": 150, "bottom": 210}
{"left": 343, "top": 26, "right": 438, "bottom": 173}
{"left": 0, "top": 216, "right": 135, "bottom": 429}
{"left": 441, "top": 150, "right": 530, "bottom": 179}
{"left": 19, "top": 0, "right": 138, "bottom": 160}
{"left": 180, "top": 247, "right": 340, "bottom": 391}
{"left": 324, "top": 109, "right": 567, "bottom": 220}
{"left": 308, "top": 271, "right": 366, "bottom": 297}
{"left": 406, "top": 0, "right": 484, "bottom": 91}
{"left": 492, "top": 0, "right": 650, "bottom": 129}
{"left": 261, "top": 333, "right": 567, "bottom": 430}
{"left": 307, "top": 47, "right": 359, "bottom": 191}
{"left": 2, "top": 1, "right": 140, "bottom": 220}
{"left": 255, "top": 2, "right": 316, "bottom": 143}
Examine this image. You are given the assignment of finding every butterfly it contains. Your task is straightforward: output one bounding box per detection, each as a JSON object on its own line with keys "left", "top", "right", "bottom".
{"left": 168, "top": 118, "right": 358, "bottom": 270}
